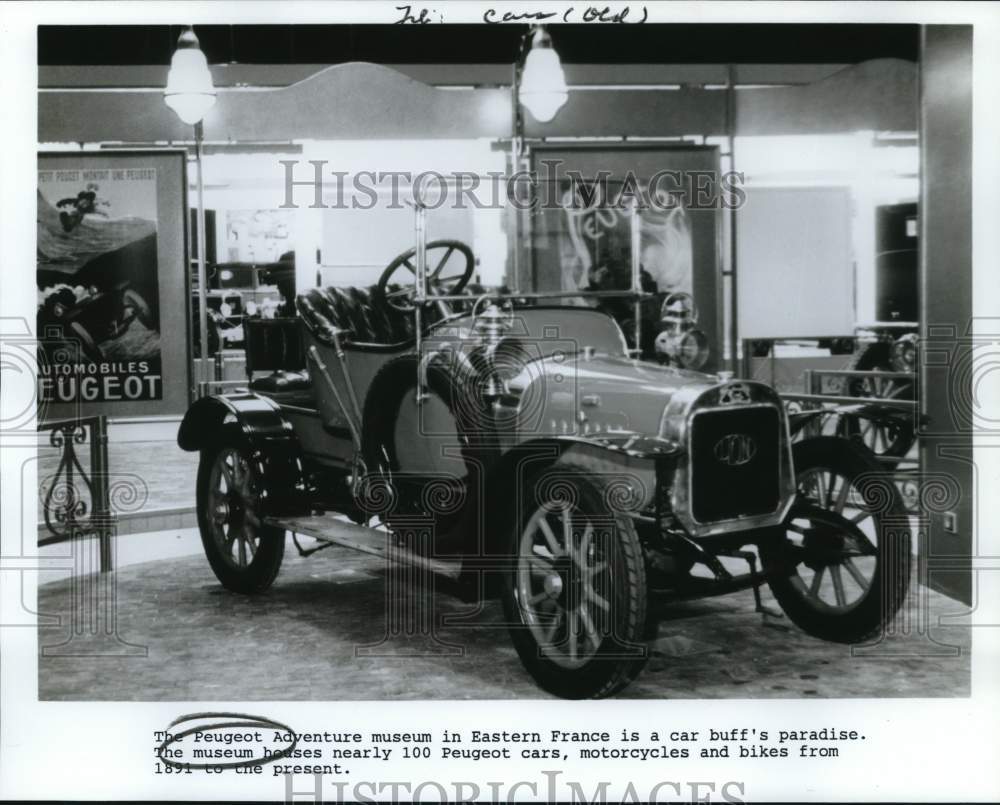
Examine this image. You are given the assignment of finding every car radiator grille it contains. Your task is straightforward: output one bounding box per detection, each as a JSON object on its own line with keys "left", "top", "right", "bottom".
{"left": 690, "top": 406, "right": 782, "bottom": 523}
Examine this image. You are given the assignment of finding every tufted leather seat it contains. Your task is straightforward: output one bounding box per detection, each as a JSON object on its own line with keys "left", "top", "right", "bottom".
{"left": 296, "top": 284, "right": 423, "bottom": 347}
{"left": 296, "top": 282, "right": 490, "bottom": 348}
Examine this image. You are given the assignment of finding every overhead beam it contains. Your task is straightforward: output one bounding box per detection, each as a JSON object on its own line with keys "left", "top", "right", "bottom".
{"left": 736, "top": 59, "right": 917, "bottom": 135}
{"left": 39, "top": 63, "right": 855, "bottom": 90}
{"left": 39, "top": 59, "right": 917, "bottom": 144}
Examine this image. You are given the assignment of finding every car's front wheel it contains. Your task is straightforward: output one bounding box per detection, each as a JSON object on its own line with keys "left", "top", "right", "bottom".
{"left": 501, "top": 460, "right": 651, "bottom": 699}
{"left": 760, "top": 437, "right": 910, "bottom": 643}
{"left": 196, "top": 443, "right": 285, "bottom": 594}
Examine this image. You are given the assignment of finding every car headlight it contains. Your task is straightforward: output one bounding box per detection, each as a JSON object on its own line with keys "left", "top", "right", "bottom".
{"left": 660, "top": 292, "right": 699, "bottom": 330}
{"left": 655, "top": 328, "right": 709, "bottom": 370}
{"left": 890, "top": 333, "right": 918, "bottom": 373}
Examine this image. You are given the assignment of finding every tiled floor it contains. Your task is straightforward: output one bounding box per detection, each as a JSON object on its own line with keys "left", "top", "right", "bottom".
{"left": 37, "top": 535, "right": 971, "bottom": 701}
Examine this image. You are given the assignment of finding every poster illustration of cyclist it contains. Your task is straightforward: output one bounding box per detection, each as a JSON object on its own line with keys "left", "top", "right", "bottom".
{"left": 36, "top": 166, "right": 163, "bottom": 403}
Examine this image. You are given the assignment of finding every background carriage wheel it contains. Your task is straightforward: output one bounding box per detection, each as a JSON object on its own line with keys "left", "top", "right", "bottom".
{"left": 196, "top": 442, "right": 285, "bottom": 594}
{"left": 838, "top": 342, "right": 916, "bottom": 461}
{"left": 501, "top": 459, "right": 652, "bottom": 699}
{"left": 760, "top": 437, "right": 911, "bottom": 643}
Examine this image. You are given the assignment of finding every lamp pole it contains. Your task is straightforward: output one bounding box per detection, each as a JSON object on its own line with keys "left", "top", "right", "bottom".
{"left": 512, "top": 24, "right": 568, "bottom": 294}
{"left": 194, "top": 120, "right": 209, "bottom": 388}
{"left": 510, "top": 59, "right": 523, "bottom": 294}
{"left": 164, "top": 24, "right": 216, "bottom": 395}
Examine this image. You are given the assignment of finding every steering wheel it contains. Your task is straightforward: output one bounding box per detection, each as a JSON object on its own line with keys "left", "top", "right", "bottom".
{"left": 376, "top": 239, "right": 475, "bottom": 315}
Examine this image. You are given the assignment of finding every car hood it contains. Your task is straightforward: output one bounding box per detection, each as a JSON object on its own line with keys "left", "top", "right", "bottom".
{"left": 508, "top": 352, "right": 717, "bottom": 438}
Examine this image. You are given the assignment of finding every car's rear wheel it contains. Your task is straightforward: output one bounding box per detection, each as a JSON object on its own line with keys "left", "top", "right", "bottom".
{"left": 760, "top": 437, "right": 910, "bottom": 643}
{"left": 501, "top": 460, "right": 651, "bottom": 699}
{"left": 196, "top": 443, "right": 285, "bottom": 594}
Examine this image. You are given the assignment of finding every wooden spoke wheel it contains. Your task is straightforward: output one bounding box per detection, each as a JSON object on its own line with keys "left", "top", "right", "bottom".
{"left": 196, "top": 443, "right": 284, "bottom": 594}
{"left": 761, "top": 437, "right": 910, "bottom": 643}
{"left": 502, "top": 460, "right": 651, "bottom": 699}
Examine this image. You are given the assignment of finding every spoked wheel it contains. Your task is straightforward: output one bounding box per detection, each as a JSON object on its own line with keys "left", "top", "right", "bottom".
{"left": 839, "top": 342, "right": 916, "bottom": 461}
{"left": 760, "top": 437, "right": 910, "bottom": 643}
{"left": 517, "top": 504, "right": 614, "bottom": 671}
{"left": 502, "top": 460, "right": 650, "bottom": 699}
{"left": 196, "top": 443, "right": 284, "bottom": 594}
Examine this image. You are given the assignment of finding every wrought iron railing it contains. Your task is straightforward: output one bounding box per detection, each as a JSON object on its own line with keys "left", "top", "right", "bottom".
{"left": 38, "top": 415, "right": 116, "bottom": 572}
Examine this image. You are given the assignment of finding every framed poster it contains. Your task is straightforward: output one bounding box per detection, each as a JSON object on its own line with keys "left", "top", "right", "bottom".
{"left": 36, "top": 150, "right": 190, "bottom": 418}
{"left": 224, "top": 208, "right": 293, "bottom": 264}
{"left": 525, "top": 144, "right": 723, "bottom": 369}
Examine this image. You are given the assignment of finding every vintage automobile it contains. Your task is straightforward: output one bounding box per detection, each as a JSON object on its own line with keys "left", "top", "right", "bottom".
{"left": 178, "top": 235, "right": 911, "bottom": 699}
{"left": 38, "top": 279, "right": 154, "bottom": 362}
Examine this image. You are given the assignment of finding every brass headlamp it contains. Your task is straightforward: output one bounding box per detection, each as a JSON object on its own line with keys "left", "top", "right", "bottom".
{"left": 654, "top": 292, "right": 710, "bottom": 370}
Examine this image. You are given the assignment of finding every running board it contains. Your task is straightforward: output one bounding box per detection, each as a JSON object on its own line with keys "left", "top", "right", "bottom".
{"left": 264, "top": 513, "right": 463, "bottom": 580}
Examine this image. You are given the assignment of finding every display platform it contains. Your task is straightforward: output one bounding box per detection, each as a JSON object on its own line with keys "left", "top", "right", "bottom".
{"left": 37, "top": 536, "right": 970, "bottom": 701}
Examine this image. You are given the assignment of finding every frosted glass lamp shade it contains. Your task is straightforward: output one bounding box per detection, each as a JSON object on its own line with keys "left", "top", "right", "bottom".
{"left": 164, "top": 27, "right": 216, "bottom": 125}
{"left": 519, "top": 30, "right": 568, "bottom": 123}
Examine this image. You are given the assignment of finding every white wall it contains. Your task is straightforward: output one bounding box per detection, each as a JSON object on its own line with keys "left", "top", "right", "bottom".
{"left": 738, "top": 186, "right": 855, "bottom": 339}
{"left": 735, "top": 132, "right": 919, "bottom": 337}
{"left": 299, "top": 139, "right": 507, "bottom": 291}
{"left": 190, "top": 140, "right": 508, "bottom": 294}
{"left": 735, "top": 132, "right": 918, "bottom": 331}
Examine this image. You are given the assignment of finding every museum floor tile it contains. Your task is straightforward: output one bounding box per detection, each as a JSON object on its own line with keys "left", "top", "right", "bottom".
{"left": 36, "top": 534, "right": 971, "bottom": 701}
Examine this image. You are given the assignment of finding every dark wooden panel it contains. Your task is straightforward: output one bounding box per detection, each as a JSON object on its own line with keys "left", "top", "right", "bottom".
{"left": 919, "top": 26, "right": 973, "bottom": 605}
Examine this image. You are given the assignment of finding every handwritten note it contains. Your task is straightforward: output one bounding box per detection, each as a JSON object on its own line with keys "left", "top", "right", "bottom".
{"left": 394, "top": 5, "right": 648, "bottom": 24}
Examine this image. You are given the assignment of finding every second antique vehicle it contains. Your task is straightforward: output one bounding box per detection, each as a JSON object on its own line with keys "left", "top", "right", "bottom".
{"left": 178, "top": 228, "right": 911, "bottom": 699}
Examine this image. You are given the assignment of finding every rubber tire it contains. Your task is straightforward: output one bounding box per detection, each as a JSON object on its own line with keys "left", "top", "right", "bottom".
{"left": 196, "top": 443, "right": 285, "bottom": 594}
{"left": 501, "top": 458, "right": 651, "bottom": 699}
{"left": 761, "top": 437, "right": 911, "bottom": 644}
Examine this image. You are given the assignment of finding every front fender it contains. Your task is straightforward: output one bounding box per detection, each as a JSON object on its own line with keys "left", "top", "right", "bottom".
{"left": 177, "top": 392, "right": 306, "bottom": 514}
{"left": 478, "top": 434, "right": 671, "bottom": 551}
{"left": 461, "top": 433, "right": 672, "bottom": 599}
